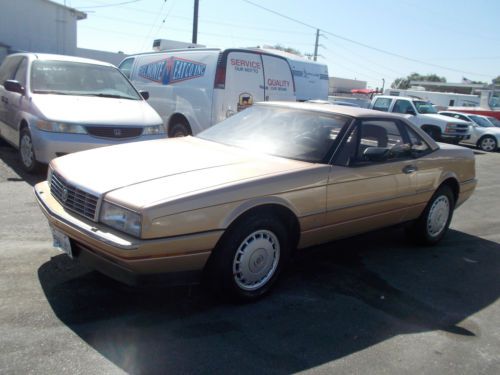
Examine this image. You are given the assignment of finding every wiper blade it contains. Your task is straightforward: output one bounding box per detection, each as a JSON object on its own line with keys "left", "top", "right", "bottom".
{"left": 83, "top": 93, "right": 137, "bottom": 99}
{"left": 32, "top": 90, "right": 72, "bottom": 95}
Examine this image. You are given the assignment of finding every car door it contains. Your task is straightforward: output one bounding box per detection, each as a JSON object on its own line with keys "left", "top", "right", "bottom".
{"left": 261, "top": 54, "right": 295, "bottom": 102}
{"left": 0, "top": 55, "right": 23, "bottom": 142}
{"left": 2, "top": 57, "right": 28, "bottom": 144}
{"left": 324, "top": 118, "right": 417, "bottom": 241}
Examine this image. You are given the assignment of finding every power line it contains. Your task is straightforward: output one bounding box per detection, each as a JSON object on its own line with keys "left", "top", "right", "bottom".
{"left": 241, "top": 0, "right": 491, "bottom": 78}
{"left": 76, "top": 0, "right": 142, "bottom": 9}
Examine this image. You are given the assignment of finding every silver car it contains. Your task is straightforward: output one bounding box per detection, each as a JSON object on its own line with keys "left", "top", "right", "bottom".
{"left": 0, "top": 53, "right": 164, "bottom": 172}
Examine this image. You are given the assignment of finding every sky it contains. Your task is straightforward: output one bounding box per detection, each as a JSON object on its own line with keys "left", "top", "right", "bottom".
{"left": 53, "top": 0, "right": 500, "bottom": 90}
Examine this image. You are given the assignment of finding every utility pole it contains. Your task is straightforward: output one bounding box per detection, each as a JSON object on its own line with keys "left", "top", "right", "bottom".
{"left": 313, "top": 29, "right": 320, "bottom": 61}
{"left": 192, "top": 0, "right": 199, "bottom": 44}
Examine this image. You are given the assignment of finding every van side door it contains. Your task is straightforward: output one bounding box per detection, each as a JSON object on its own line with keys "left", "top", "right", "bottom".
{"left": 261, "top": 55, "right": 295, "bottom": 102}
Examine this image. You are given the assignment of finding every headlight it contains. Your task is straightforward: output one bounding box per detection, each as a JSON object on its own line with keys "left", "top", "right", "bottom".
{"left": 36, "top": 120, "right": 87, "bottom": 134}
{"left": 99, "top": 201, "right": 142, "bottom": 237}
{"left": 142, "top": 124, "right": 166, "bottom": 135}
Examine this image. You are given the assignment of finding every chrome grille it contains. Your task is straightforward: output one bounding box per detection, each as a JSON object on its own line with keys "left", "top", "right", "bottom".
{"left": 50, "top": 172, "right": 99, "bottom": 221}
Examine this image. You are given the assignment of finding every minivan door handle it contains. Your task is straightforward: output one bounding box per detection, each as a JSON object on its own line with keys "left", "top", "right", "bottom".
{"left": 1, "top": 96, "right": 8, "bottom": 104}
{"left": 403, "top": 165, "right": 418, "bottom": 174}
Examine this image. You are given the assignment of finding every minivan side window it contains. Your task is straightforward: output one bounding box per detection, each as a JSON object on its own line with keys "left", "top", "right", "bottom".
{"left": 372, "top": 98, "right": 391, "bottom": 112}
{"left": 118, "top": 58, "right": 134, "bottom": 79}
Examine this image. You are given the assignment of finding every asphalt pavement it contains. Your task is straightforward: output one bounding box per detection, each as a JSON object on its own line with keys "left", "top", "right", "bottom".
{"left": 0, "top": 139, "right": 499, "bottom": 374}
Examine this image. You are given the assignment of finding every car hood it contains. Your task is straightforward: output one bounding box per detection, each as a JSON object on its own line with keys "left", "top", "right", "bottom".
{"left": 51, "top": 137, "right": 315, "bottom": 209}
{"left": 419, "top": 113, "right": 470, "bottom": 124}
{"left": 32, "top": 94, "right": 162, "bottom": 125}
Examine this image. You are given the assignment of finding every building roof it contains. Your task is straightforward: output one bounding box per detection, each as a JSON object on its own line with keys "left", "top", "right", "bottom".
{"left": 43, "top": 0, "right": 87, "bottom": 20}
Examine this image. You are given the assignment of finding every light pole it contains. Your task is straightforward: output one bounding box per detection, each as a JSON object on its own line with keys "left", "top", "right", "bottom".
{"left": 381, "top": 78, "right": 385, "bottom": 93}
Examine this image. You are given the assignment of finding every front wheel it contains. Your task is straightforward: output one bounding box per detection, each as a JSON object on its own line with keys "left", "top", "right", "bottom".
{"left": 424, "top": 127, "right": 440, "bottom": 141}
{"left": 407, "top": 185, "right": 455, "bottom": 245}
{"left": 169, "top": 122, "right": 190, "bottom": 137}
{"left": 19, "top": 128, "right": 40, "bottom": 173}
{"left": 206, "top": 214, "right": 289, "bottom": 302}
{"left": 478, "top": 136, "right": 497, "bottom": 152}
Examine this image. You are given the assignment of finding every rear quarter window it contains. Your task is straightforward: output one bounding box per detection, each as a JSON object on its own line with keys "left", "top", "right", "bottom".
{"left": 372, "top": 98, "right": 392, "bottom": 112}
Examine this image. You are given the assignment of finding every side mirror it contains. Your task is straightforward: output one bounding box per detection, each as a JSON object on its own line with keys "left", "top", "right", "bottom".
{"left": 4, "top": 80, "right": 25, "bottom": 95}
{"left": 139, "top": 90, "right": 149, "bottom": 100}
{"left": 363, "top": 147, "right": 389, "bottom": 162}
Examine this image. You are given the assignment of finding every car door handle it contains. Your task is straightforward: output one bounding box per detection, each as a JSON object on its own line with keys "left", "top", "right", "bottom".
{"left": 403, "top": 165, "right": 418, "bottom": 174}
{"left": 1, "top": 96, "right": 7, "bottom": 104}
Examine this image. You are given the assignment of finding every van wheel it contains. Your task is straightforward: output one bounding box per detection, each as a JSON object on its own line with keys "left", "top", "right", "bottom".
{"left": 19, "top": 128, "right": 40, "bottom": 173}
{"left": 169, "top": 122, "right": 190, "bottom": 137}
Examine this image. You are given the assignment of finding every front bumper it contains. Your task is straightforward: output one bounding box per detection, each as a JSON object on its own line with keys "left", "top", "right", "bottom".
{"left": 30, "top": 127, "right": 164, "bottom": 164}
{"left": 34, "top": 181, "right": 222, "bottom": 285}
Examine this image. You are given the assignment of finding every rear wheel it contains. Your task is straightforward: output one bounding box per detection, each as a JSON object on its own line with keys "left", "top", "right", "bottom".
{"left": 477, "top": 135, "right": 497, "bottom": 152}
{"left": 169, "top": 121, "right": 190, "bottom": 137}
{"left": 407, "top": 185, "right": 455, "bottom": 245}
{"left": 206, "top": 214, "right": 289, "bottom": 302}
{"left": 19, "top": 128, "right": 40, "bottom": 173}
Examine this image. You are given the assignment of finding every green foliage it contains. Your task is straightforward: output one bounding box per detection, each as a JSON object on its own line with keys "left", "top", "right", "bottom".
{"left": 272, "top": 44, "right": 303, "bottom": 56}
{"left": 391, "top": 73, "right": 447, "bottom": 89}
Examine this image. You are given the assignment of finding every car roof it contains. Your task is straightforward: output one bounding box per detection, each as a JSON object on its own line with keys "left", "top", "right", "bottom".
{"left": 258, "top": 101, "right": 409, "bottom": 119}
{"left": 7, "top": 52, "right": 114, "bottom": 67}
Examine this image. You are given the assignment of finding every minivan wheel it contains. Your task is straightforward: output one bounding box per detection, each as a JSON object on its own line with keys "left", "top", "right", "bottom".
{"left": 19, "top": 128, "right": 40, "bottom": 173}
{"left": 407, "top": 185, "right": 455, "bottom": 245}
{"left": 207, "top": 214, "right": 289, "bottom": 302}
{"left": 478, "top": 136, "right": 497, "bottom": 152}
{"left": 169, "top": 122, "right": 190, "bottom": 137}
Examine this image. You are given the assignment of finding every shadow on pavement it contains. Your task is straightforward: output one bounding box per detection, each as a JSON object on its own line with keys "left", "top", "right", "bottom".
{"left": 0, "top": 139, "right": 47, "bottom": 186}
{"left": 38, "top": 228, "right": 500, "bottom": 374}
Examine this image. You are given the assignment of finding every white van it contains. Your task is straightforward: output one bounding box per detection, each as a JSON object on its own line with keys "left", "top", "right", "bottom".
{"left": 119, "top": 48, "right": 296, "bottom": 137}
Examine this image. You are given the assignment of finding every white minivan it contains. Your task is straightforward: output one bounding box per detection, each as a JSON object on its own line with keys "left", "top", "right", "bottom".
{"left": 119, "top": 48, "right": 297, "bottom": 137}
{"left": 0, "top": 53, "right": 165, "bottom": 172}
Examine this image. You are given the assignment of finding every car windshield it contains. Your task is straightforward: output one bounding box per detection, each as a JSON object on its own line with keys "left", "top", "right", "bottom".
{"left": 30, "top": 60, "right": 141, "bottom": 100}
{"left": 198, "top": 105, "right": 352, "bottom": 163}
{"left": 470, "top": 115, "right": 494, "bottom": 127}
{"left": 414, "top": 100, "right": 438, "bottom": 114}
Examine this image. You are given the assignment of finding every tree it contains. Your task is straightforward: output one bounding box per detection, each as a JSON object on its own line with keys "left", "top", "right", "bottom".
{"left": 492, "top": 76, "right": 500, "bottom": 85}
{"left": 391, "top": 73, "right": 446, "bottom": 89}
{"left": 271, "top": 44, "right": 303, "bottom": 57}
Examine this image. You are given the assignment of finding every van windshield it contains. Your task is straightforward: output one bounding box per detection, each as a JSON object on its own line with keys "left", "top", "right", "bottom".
{"left": 198, "top": 105, "right": 351, "bottom": 163}
{"left": 31, "top": 60, "right": 141, "bottom": 100}
{"left": 413, "top": 100, "right": 438, "bottom": 114}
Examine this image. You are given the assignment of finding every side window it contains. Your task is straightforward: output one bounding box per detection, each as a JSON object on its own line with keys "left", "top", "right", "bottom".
{"left": 372, "top": 98, "right": 391, "bottom": 112}
{"left": 393, "top": 100, "right": 414, "bottom": 114}
{"left": 118, "top": 58, "right": 134, "bottom": 79}
{"left": 406, "top": 126, "right": 430, "bottom": 157}
{"left": 14, "top": 58, "right": 28, "bottom": 87}
{"left": 0, "top": 56, "right": 23, "bottom": 85}
{"left": 335, "top": 120, "right": 411, "bottom": 166}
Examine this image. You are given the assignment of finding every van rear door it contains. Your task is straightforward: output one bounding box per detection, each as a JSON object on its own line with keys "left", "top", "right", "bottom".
{"left": 261, "top": 55, "right": 295, "bottom": 102}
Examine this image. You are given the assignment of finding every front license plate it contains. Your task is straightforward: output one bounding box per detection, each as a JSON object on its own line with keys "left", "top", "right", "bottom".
{"left": 51, "top": 226, "right": 73, "bottom": 259}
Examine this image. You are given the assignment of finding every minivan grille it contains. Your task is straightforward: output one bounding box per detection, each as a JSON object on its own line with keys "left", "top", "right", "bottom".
{"left": 86, "top": 126, "right": 143, "bottom": 139}
{"left": 50, "top": 172, "right": 99, "bottom": 221}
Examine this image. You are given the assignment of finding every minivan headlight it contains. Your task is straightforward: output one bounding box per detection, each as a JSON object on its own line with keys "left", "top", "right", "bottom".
{"left": 36, "top": 120, "right": 87, "bottom": 134}
{"left": 99, "top": 201, "right": 142, "bottom": 237}
{"left": 142, "top": 124, "right": 166, "bottom": 135}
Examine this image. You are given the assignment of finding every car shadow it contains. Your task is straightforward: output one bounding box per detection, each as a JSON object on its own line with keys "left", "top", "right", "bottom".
{"left": 37, "top": 228, "right": 500, "bottom": 374}
{"left": 0, "top": 139, "right": 47, "bottom": 186}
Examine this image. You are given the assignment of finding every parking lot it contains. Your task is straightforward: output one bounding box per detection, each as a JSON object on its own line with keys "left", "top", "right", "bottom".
{"left": 0, "top": 139, "right": 499, "bottom": 374}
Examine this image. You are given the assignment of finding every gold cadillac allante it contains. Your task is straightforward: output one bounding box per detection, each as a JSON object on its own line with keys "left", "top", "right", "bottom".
{"left": 34, "top": 102, "right": 477, "bottom": 301}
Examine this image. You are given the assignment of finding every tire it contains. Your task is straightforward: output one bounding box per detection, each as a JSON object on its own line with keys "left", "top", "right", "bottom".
{"left": 206, "top": 213, "right": 290, "bottom": 302}
{"left": 407, "top": 185, "right": 455, "bottom": 246}
{"left": 19, "top": 128, "right": 40, "bottom": 173}
{"left": 424, "top": 127, "right": 440, "bottom": 141}
{"left": 169, "top": 122, "right": 190, "bottom": 137}
{"left": 477, "top": 135, "right": 497, "bottom": 152}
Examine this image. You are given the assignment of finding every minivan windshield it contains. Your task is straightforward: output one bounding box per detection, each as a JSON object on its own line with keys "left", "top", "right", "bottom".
{"left": 413, "top": 100, "right": 438, "bottom": 114}
{"left": 30, "top": 60, "right": 141, "bottom": 100}
{"left": 198, "top": 105, "right": 351, "bottom": 163}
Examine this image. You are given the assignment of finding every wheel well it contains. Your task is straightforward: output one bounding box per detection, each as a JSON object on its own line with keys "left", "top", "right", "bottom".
{"left": 477, "top": 134, "right": 496, "bottom": 145}
{"left": 440, "top": 178, "right": 459, "bottom": 203}
{"left": 168, "top": 114, "right": 191, "bottom": 135}
{"left": 421, "top": 125, "right": 441, "bottom": 134}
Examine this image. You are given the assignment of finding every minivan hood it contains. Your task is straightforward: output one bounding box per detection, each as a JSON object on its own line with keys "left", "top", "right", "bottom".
{"left": 32, "top": 94, "right": 162, "bottom": 125}
{"left": 51, "top": 137, "right": 313, "bottom": 208}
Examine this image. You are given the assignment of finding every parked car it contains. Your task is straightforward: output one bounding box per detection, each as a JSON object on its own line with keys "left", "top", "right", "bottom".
{"left": 370, "top": 95, "right": 471, "bottom": 143}
{"left": 118, "top": 48, "right": 297, "bottom": 137}
{"left": 0, "top": 53, "right": 165, "bottom": 172}
{"left": 34, "top": 103, "right": 476, "bottom": 301}
{"left": 439, "top": 111, "right": 500, "bottom": 152}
